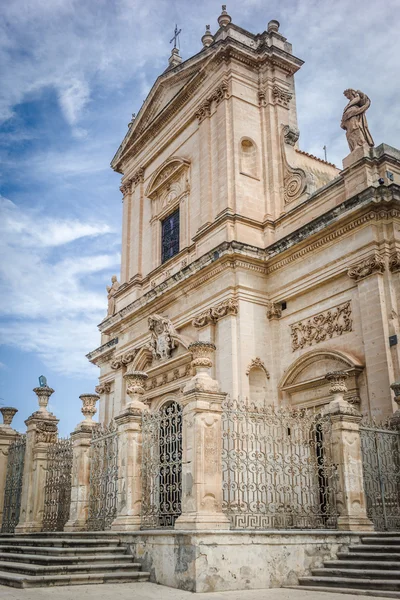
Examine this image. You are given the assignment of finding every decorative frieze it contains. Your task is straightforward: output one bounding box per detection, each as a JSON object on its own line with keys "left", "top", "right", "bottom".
{"left": 192, "top": 298, "right": 238, "bottom": 328}
{"left": 272, "top": 84, "right": 293, "bottom": 108}
{"left": 246, "top": 358, "right": 270, "bottom": 378}
{"left": 145, "top": 363, "right": 192, "bottom": 391}
{"left": 347, "top": 254, "right": 385, "bottom": 281}
{"left": 195, "top": 80, "right": 230, "bottom": 123}
{"left": 266, "top": 301, "right": 282, "bottom": 320}
{"left": 389, "top": 252, "right": 400, "bottom": 273}
{"left": 291, "top": 301, "right": 353, "bottom": 352}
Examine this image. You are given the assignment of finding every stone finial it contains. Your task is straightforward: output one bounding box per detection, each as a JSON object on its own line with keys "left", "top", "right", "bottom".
{"left": 33, "top": 386, "right": 54, "bottom": 414}
{"left": 184, "top": 342, "right": 219, "bottom": 394}
{"left": 267, "top": 20, "right": 280, "bottom": 33}
{"left": 324, "top": 370, "right": 359, "bottom": 417}
{"left": 0, "top": 406, "right": 18, "bottom": 428}
{"left": 326, "top": 370, "right": 348, "bottom": 396}
{"left": 201, "top": 25, "right": 213, "bottom": 48}
{"left": 218, "top": 5, "right": 232, "bottom": 27}
{"left": 124, "top": 371, "right": 148, "bottom": 412}
{"left": 168, "top": 47, "right": 182, "bottom": 68}
{"left": 79, "top": 393, "right": 99, "bottom": 425}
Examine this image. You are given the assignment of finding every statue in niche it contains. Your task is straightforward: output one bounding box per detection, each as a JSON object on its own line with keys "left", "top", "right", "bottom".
{"left": 147, "top": 314, "right": 188, "bottom": 361}
{"left": 106, "top": 275, "right": 120, "bottom": 316}
{"left": 341, "top": 89, "right": 374, "bottom": 152}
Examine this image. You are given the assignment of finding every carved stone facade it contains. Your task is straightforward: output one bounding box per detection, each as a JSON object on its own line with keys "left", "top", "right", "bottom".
{"left": 347, "top": 254, "right": 385, "bottom": 281}
{"left": 192, "top": 298, "right": 238, "bottom": 328}
{"left": 291, "top": 301, "right": 353, "bottom": 351}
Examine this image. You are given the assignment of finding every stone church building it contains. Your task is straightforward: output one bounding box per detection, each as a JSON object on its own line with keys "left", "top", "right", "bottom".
{"left": 1, "top": 5, "right": 400, "bottom": 594}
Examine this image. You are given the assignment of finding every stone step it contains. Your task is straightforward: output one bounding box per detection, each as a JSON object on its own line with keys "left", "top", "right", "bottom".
{"left": 299, "top": 576, "right": 400, "bottom": 591}
{"left": 289, "top": 585, "right": 400, "bottom": 598}
{"left": 0, "top": 544, "right": 122, "bottom": 555}
{"left": 0, "top": 569, "right": 150, "bottom": 588}
{"left": 349, "top": 545, "right": 400, "bottom": 553}
{"left": 0, "top": 537, "right": 120, "bottom": 547}
{"left": 0, "top": 552, "right": 132, "bottom": 565}
{"left": 0, "top": 560, "right": 142, "bottom": 575}
{"left": 325, "top": 560, "right": 400, "bottom": 570}
{"left": 312, "top": 568, "right": 400, "bottom": 580}
{"left": 362, "top": 538, "right": 400, "bottom": 545}
{"left": 338, "top": 552, "right": 400, "bottom": 562}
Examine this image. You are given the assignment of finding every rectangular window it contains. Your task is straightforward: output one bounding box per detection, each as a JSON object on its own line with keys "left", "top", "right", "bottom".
{"left": 161, "top": 209, "right": 180, "bottom": 264}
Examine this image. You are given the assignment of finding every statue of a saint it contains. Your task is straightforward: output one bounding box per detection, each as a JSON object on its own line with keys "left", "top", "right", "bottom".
{"left": 341, "top": 89, "right": 374, "bottom": 152}
{"left": 106, "top": 275, "right": 120, "bottom": 316}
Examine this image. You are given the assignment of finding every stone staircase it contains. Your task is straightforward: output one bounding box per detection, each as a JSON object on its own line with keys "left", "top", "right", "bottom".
{"left": 296, "top": 533, "right": 400, "bottom": 597}
{"left": 0, "top": 532, "right": 150, "bottom": 588}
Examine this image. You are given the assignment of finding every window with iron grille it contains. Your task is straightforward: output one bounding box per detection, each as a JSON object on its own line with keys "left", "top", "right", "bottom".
{"left": 161, "top": 209, "right": 180, "bottom": 263}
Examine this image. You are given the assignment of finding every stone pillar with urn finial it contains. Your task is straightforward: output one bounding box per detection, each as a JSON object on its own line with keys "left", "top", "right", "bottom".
{"left": 16, "top": 384, "right": 59, "bottom": 533}
{"left": 64, "top": 393, "right": 99, "bottom": 531}
{"left": 111, "top": 370, "right": 148, "bottom": 531}
{"left": 323, "top": 371, "right": 373, "bottom": 531}
{"left": 0, "top": 407, "right": 19, "bottom": 526}
{"left": 174, "top": 342, "right": 230, "bottom": 530}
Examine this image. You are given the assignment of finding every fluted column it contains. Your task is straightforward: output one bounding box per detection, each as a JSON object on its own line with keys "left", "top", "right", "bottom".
{"left": 175, "top": 343, "right": 230, "bottom": 530}
{"left": 64, "top": 393, "right": 99, "bottom": 531}
{"left": 111, "top": 371, "right": 148, "bottom": 531}
{"left": 16, "top": 386, "right": 59, "bottom": 533}
{"left": 0, "top": 408, "right": 19, "bottom": 526}
{"left": 323, "top": 371, "right": 373, "bottom": 531}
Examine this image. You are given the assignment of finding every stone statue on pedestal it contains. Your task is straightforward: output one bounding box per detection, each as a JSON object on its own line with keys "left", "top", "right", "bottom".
{"left": 106, "top": 275, "right": 120, "bottom": 316}
{"left": 341, "top": 89, "right": 374, "bottom": 152}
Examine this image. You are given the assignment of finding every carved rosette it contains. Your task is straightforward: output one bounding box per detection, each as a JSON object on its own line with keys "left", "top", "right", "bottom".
{"left": 348, "top": 254, "right": 385, "bottom": 281}
{"left": 95, "top": 382, "right": 112, "bottom": 395}
{"left": 192, "top": 298, "right": 238, "bottom": 328}
{"left": 389, "top": 252, "right": 400, "bottom": 273}
{"left": 0, "top": 407, "right": 18, "bottom": 427}
{"left": 266, "top": 301, "right": 282, "bottom": 320}
{"left": 79, "top": 393, "right": 99, "bottom": 423}
{"left": 325, "top": 371, "right": 348, "bottom": 395}
{"left": 246, "top": 358, "right": 270, "bottom": 378}
{"left": 33, "top": 386, "right": 55, "bottom": 414}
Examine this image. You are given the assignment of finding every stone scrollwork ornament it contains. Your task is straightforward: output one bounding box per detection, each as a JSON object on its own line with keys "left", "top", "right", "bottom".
{"left": 281, "top": 125, "right": 308, "bottom": 204}
{"left": 36, "top": 421, "right": 58, "bottom": 444}
{"left": 146, "top": 314, "right": 188, "bottom": 361}
{"left": 347, "top": 254, "right": 385, "bottom": 281}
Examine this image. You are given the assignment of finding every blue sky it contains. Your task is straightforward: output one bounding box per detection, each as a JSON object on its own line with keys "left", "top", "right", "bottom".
{"left": 1, "top": 0, "right": 399, "bottom": 436}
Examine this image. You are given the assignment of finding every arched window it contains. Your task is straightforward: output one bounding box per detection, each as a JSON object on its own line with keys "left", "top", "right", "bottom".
{"left": 240, "top": 138, "right": 258, "bottom": 179}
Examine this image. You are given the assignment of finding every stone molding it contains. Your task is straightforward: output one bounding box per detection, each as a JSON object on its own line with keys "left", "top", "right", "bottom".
{"left": 389, "top": 252, "right": 400, "bottom": 273}
{"left": 195, "top": 80, "right": 230, "bottom": 123}
{"left": 291, "top": 301, "right": 352, "bottom": 352}
{"left": 95, "top": 382, "right": 112, "bottom": 395}
{"left": 145, "top": 363, "right": 192, "bottom": 392}
{"left": 246, "top": 358, "right": 270, "bottom": 378}
{"left": 266, "top": 301, "right": 282, "bottom": 320}
{"left": 192, "top": 298, "right": 238, "bottom": 328}
{"left": 347, "top": 253, "right": 385, "bottom": 281}
{"left": 86, "top": 337, "right": 118, "bottom": 362}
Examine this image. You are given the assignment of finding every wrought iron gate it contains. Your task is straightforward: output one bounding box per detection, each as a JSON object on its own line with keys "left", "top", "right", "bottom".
{"left": 141, "top": 401, "right": 182, "bottom": 529}
{"left": 221, "top": 399, "right": 338, "bottom": 529}
{"left": 1, "top": 435, "right": 26, "bottom": 533}
{"left": 87, "top": 421, "right": 118, "bottom": 530}
{"left": 42, "top": 438, "right": 73, "bottom": 531}
{"left": 360, "top": 422, "right": 400, "bottom": 531}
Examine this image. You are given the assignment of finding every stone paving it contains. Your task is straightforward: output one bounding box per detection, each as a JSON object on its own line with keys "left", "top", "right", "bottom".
{"left": 0, "top": 583, "right": 377, "bottom": 600}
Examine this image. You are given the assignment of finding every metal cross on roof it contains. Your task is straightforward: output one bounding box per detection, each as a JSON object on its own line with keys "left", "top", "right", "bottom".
{"left": 170, "top": 24, "right": 182, "bottom": 49}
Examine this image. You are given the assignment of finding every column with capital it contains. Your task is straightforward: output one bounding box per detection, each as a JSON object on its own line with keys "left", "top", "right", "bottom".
{"left": 16, "top": 385, "right": 59, "bottom": 533}
{"left": 111, "top": 371, "right": 148, "bottom": 531}
{"left": 175, "top": 342, "right": 230, "bottom": 530}
{"left": 323, "top": 371, "right": 373, "bottom": 531}
{"left": 65, "top": 393, "right": 99, "bottom": 531}
{"left": 0, "top": 407, "right": 19, "bottom": 527}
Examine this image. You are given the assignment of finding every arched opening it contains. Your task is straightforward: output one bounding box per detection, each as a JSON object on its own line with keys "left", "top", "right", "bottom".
{"left": 240, "top": 138, "right": 258, "bottom": 179}
{"left": 249, "top": 367, "right": 268, "bottom": 406}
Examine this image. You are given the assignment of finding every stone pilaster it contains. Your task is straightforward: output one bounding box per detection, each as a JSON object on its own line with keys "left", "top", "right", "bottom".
{"left": 16, "top": 386, "right": 59, "bottom": 533}
{"left": 323, "top": 371, "right": 373, "bottom": 531}
{"left": 175, "top": 343, "right": 230, "bottom": 530}
{"left": 64, "top": 393, "right": 99, "bottom": 531}
{"left": 0, "top": 408, "right": 19, "bottom": 525}
{"left": 111, "top": 372, "right": 148, "bottom": 531}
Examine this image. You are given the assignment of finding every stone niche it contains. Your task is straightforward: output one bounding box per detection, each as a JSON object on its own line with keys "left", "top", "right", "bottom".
{"left": 280, "top": 348, "right": 364, "bottom": 410}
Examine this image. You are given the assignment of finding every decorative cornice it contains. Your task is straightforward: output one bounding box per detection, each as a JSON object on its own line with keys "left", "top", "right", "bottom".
{"left": 266, "top": 301, "right": 282, "bottom": 320}
{"left": 291, "top": 301, "right": 352, "bottom": 352}
{"left": 86, "top": 338, "right": 118, "bottom": 363}
{"left": 389, "top": 251, "right": 400, "bottom": 273}
{"left": 195, "top": 80, "right": 230, "bottom": 123}
{"left": 347, "top": 253, "right": 385, "bottom": 281}
{"left": 192, "top": 298, "right": 238, "bottom": 328}
{"left": 246, "top": 358, "right": 270, "bottom": 378}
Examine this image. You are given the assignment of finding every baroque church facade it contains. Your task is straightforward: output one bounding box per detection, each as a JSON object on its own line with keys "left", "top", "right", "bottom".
{"left": 88, "top": 7, "right": 400, "bottom": 425}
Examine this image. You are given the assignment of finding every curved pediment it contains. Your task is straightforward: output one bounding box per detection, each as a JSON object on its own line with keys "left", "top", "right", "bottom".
{"left": 146, "top": 157, "right": 190, "bottom": 199}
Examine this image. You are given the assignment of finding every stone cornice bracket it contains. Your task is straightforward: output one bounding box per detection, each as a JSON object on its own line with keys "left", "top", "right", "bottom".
{"left": 389, "top": 251, "right": 400, "bottom": 273}
{"left": 272, "top": 84, "right": 292, "bottom": 108}
{"left": 281, "top": 125, "right": 307, "bottom": 204}
{"left": 266, "top": 301, "right": 282, "bottom": 320}
{"left": 246, "top": 358, "right": 270, "bottom": 378}
{"left": 347, "top": 253, "right": 385, "bottom": 281}
{"left": 110, "top": 348, "right": 140, "bottom": 370}
{"left": 192, "top": 298, "right": 238, "bottom": 328}
{"left": 195, "top": 80, "right": 230, "bottom": 123}
{"left": 95, "top": 382, "right": 112, "bottom": 395}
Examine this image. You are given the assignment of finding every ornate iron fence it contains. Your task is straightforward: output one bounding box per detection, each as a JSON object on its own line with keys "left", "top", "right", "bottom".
{"left": 360, "top": 421, "right": 400, "bottom": 531}
{"left": 87, "top": 421, "right": 118, "bottom": 530}
{"left": 1, "top": 435, "right": 26, "bottom": 533}
{"left": 141, "top": 401, "right": 182, "bottom": 529}
{"left": 221, "top": 399, "right": 338, "bottom": 529}
{"left": 42, "top": 438, "right": 73, "bottom": 532}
